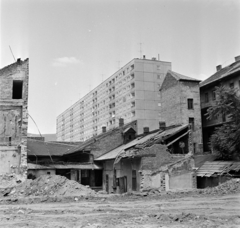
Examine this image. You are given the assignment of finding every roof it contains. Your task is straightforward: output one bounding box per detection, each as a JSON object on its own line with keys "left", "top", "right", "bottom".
{"left": 167, "top": 70, "right": 201, "bottom": 82}
{"left": 27, "top": 139, "right": 77, "bottom": 156}
{"left": 200, "top": 60, "right": 240, "bottom": 88}
{"left": 28, "top": 163, "right": 102, "bottom": 170}
{"left": 64, "top": 120, "right": 137, "bottom": 155}
{"left": 95, "top": 124, "right": 189, "bottom": 161}
{"left": 197, "top": 161, "right": 240, "bottom": 177}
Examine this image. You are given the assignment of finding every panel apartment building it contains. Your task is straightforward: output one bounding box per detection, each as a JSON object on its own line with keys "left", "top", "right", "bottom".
{"left": 57, "top": 57, "right": 172, "bottom": 141}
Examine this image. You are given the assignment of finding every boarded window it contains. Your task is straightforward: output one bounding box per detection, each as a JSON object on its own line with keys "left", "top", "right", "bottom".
{"left": 12, "top": 80, "right": 23, "bottom": 99}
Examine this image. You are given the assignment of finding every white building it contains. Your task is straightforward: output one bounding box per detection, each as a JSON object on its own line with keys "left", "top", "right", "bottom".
{"left": 56, "top": 57, "right": 172, "bottom": 141}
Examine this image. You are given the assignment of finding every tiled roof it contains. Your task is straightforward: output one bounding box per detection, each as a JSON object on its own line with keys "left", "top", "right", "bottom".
{"left": 200, "top": 60, "right": 240, "bottom": 88}
{"left": 167, "top": 70, "right": 201, "bottom": 82}
{"left": 27, "top": 139, "right": 76, "bottom": 156}
{"left": 197, "top": 161, "right": 240, "bottom": 177}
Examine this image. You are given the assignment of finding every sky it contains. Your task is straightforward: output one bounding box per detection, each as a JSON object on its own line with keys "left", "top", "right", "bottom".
{"left": 1, "top": 0, "right": 240, "bottom": 134}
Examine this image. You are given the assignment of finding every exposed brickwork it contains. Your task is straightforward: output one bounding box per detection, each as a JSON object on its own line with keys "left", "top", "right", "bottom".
{"left": 160, "top": 75, "right": 203, "bottom": 154}
{"left": 0, "top": 59, "right": 29, "bottom": 180}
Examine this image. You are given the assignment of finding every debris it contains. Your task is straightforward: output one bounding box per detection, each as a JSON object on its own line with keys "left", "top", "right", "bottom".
{"left": 5, "top": 175, "right": 96, "bottom": 198}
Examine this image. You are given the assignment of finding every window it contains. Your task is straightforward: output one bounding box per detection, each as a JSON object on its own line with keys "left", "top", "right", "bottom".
{"left": 230, "top": 82, "right": 234, "bottom": 89}
{"left": 212, "top": 90, "right": 216, "bottom": 100}
{"left": 12, "top": 80, "right": 23, "bottom": 99}
{"left": 187, "top": 99, "right": 193, "bottom": 109}
{"left": 205, "top": 93, "right": 209, "bottom": 102}
{"left": 189, "top": 118, "right": 195, "bottom": 131}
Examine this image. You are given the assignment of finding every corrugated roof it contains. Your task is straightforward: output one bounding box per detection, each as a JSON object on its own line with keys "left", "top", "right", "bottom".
{"left": 27, "top": 139, "right": 76, "bottom": 156}
{"left": 197, "top": 161, "right": 240, "bottom": 177}
{"left": 28, "top": 163, "right": 102, "bottom": 170}
{"left": 96, "top": 124, "right": 188, "bottom": 161}
{"left": 200, "top": 60, "right": 240, "bottom": 88}
{"left": 167, "top": 70, "right": 201, "bottom": 82}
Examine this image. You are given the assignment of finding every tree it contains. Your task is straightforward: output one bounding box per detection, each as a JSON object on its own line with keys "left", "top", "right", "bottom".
{"left": 206, "top": 85, "right": 240, "bottom": 160}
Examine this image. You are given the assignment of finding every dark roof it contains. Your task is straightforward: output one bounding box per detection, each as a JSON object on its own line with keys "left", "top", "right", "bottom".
{"left": 167, "top": 70, "right": 201, "bottom": 82}
{"left": 64, "top": 120, "right": 137, "bottom": 155}
{"left": 27, "top": 139, "right": 76, "bottom": 156}
{"left": 200, "top": 60, "right": 240, "bottom": 88}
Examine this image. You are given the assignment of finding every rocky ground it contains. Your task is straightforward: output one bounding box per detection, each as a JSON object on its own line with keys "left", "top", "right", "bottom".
{"left": 0, "top": 176, "right": 239, "bottom": 228}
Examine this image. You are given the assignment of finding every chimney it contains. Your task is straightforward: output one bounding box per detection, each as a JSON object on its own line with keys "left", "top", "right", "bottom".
{"left": 216, "top": 65, "right": 222, "bottom": 71}
{"left": 102, "top": 126, "right": 106, "bottom": 133}
{"left": 235, "top": 55, "right": 240, "bottom": 62}
{"left": 143, "top": 55, "right": 146, "bottom": 59}
{"left": 17, "top": 58, "right": 21, "bottom": 64}
{"left": 119, "top": 118, "right": 124, "bottom": 127}
{"left": 152, "top": 57, "right": 156, "bottom": 61}
{"left": 159, "top": 121, "right": 166, "bottom": 131}
{"left": 143, "top": 127, "right": 149, "bottom": 134}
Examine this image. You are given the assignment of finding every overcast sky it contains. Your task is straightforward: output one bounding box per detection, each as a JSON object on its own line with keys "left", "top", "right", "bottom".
{"left": 1, "top": 0, "right": 240, "bottom": 134}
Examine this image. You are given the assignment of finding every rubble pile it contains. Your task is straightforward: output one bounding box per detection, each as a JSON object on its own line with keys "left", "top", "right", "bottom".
{"left": 199, "top": 178, "right": 240, "bottom": 195}
{"left": 5, "top": 175, "right": 96, "bottom": 198}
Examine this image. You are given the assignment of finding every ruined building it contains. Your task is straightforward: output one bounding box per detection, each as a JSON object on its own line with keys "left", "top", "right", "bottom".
{"left": 0, "top": 58, "right": 29, "bottom": 178}
{"left": 56, "top": 57, "right": 172, "bottom": 141}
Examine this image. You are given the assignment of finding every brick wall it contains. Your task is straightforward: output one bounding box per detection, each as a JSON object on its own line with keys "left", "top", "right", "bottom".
{"left": 0, "top": 59, "right": 29, "bottom": 180}
{"left": 160, "top": 75, "right": 202, "bottom": 154}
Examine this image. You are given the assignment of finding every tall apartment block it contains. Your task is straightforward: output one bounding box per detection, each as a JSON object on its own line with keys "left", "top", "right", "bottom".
{"left": 57, "top": 57, "right": 172, "bottom": 141}
{"left": 0, "top": 58, "right": 29, "bottom": 177}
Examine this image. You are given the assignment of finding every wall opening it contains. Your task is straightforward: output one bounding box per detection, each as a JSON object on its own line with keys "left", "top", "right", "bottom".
{"left": 12, "top": 80, "right": 23, "bottom": 99}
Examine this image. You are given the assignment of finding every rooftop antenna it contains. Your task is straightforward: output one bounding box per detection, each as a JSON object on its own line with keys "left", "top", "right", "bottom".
{"left": 9, "top": 45, "right": 16, "bottom": 62}
{"left": 139, "top": 42, "right": 143, "bottom": 59}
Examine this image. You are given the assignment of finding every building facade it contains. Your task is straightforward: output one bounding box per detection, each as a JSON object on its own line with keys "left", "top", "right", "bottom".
{"left": 57, "top": 57, "right": 172, "bottom": 141}
{"left": 200, "top": 55, "right": 240, "bottom": 152}
{"left": 159, "top": 70, "right": 203, "bottom": 154}
{"left": 0, "top": 58, "right": 29, "bottom": 177}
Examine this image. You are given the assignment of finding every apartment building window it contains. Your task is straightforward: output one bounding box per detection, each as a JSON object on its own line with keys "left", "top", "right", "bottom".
{"left": 189, "top": 118, "right": 194, "bottom": 131}
{"left": 205, "top": 93, "right": 209, "bottom": 102}
{"left": 187, "top": 99, "right": 193, "bottom": 110}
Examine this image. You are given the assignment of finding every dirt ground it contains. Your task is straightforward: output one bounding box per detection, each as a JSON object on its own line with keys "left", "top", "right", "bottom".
{"left": 0, "top": 193, "right": 240, "bottom": 228}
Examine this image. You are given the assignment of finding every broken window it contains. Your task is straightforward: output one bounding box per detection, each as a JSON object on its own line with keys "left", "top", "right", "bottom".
{"left": 12, "top": 80, "right": 23, "bottom": 99}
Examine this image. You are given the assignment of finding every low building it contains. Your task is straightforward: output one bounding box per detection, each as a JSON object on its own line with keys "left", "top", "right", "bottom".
{"left": 197, "top": 161, "right": 240, "bottom": 188}
{"left": 27, "top": 139, "right": 102, "bottom": 190}
{"left": 200, "top": 55, "right": 240, "bottom": 151}
{"left": 0, "top": 58, "right": 29, "bottom": 179}
{"left": 96, "top": 124, "right": 196, "bottom": 193}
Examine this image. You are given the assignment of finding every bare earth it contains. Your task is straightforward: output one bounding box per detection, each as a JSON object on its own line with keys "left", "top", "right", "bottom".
{"left": 0, "top": 193, "right": 240, "bottom": 228}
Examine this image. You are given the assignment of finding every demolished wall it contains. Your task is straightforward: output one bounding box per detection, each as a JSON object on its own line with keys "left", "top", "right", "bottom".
{"left": 139, "top": 144, "right": 196, "bottom": 192}
{"left": 0, "top": 59, "right": 29, "bottom": 186}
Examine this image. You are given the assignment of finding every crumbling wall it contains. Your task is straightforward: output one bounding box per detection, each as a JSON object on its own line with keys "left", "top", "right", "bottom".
{"left": 139, "top": 143, "right": 196, "bottom": 192}
{"left": 0, "top": 59, "right": 29, "bottom": 183}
